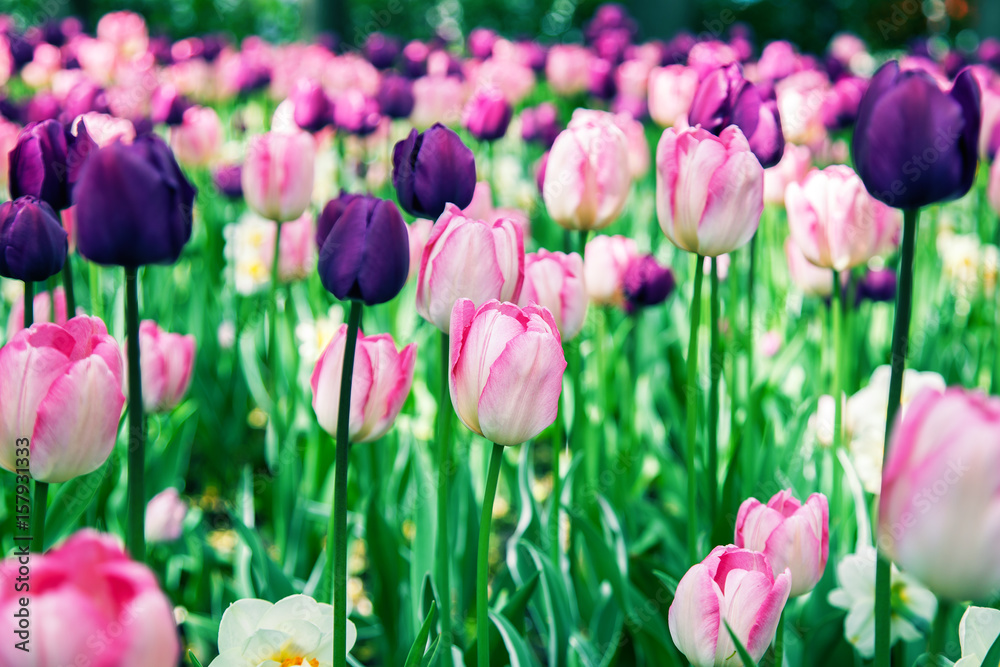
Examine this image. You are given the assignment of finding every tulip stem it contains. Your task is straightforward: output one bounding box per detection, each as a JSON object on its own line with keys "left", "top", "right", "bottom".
{"left": 125, "top": 267, "right": 146, "bottom": 562}
{"left": 831, "top": 269, "right": 844, "bottom": 523}
{"left": 686, "top": 255, "right": 706, "bottom": 564}
{"left": 89, "top": 263, "right": 103, "bottom": 320}
{"left": 268, "top": 223, "right": 283, "bottom": 433}
{"left": 332, "top": 299, "right": 362, "bottom": 667}
{"left": 31, "top": 481, "right": 48, "bottom": 552}
{"left": 23, "top": 281, "right": 33, "bottom": 328}
{"left": 929, "top": 598, "right": 952, "bottom": 658}
{"left": 436, "top": 332, "right": 453, "bottom": 655}
{"left": 708, "top": 257, "right": 721, "bottom": 529}
{"left": 874, "top": 208, "right": 919, "bottom": 667}
{"left": 478, "top": 442, "right": 504, "bottom": 667}
{"left": 62, "top": 255, "right": 76, "bottom": 315}
{"left": 550, "top": 390, "right": 565, "bottom": 567}
{"left": 745, "top": 234, "right": 756, "bottom": 478}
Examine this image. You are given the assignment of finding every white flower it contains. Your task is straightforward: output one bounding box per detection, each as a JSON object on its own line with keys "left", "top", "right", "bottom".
{"left": 828, "top": 547, "right": 937, "bottom": 659}
{"left": 295, "top": 305, "right": 345, "bottom": 366}
{"left": 955, "top": 606, "right": 1000, "bottom": 667}
{"left": 208, "top": 594, "right": 355, "bottom": 667}
{"left": 224, "top": 212, "right": 315, "bottom": 296}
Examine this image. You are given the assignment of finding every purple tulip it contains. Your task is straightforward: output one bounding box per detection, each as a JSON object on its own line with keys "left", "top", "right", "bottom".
{"left": 0, "top": 196, "right": 67, "bottom": 281}
{"left": 318, "top": 195, "right": 409, "bottom": 305}
{"left": 364, "top": 33, "right": 401, "bottom": 69}
{"left": 9, "top": 119, "right": 97, "bottom": 210}
{"left": 623, "top": 255, "right": 676, "bottom": 312}
{"left": 402, "top": 40, "right": 430, "bottom": 78}
{"left": 150, "top": 85, "right": 191, "bottom": 126}
{"left": 853, "top": 61, "right": 980, "bottom": 209}
{"left": 26, "top": 93, "right": 61, "bottom": 123}
{"left": 212, "top": 164, "right": 243, "bottom": 200}
{"left": 748, "top": 97, "right": 785, "bottom": 169}
{"left": 857, "top": 268, "right": 897, "bottom": 303}
{"left": 74, "top": 134, "right": 195, "bottom": 267}
{"left": 822, "top": 76, "right": 867, "bottom": 131}
{"left": 377, "top": 74, "right": 415, "bottom": 119}
{"left": 517, "top": 40, "right": 548, "bottom": 72}
{"left": 333, "top": 92, "right": 381, "bottom": 136}
{"left": 584, "top": 3, "right": 637, "bottom": 44}
{"left": 520, "top": 103, "right": 563, "bottom": 148}
{"left": 588, "top": 58, "right": 617, "bottom": 100}
{"left": 59, "top": 81, "right": 109, "bottom": 123}
{"left": 463, "top": 87, "right": 512, "bottom": 142}
{"left": 688, "top": 63, "right": 761, "bottom": 139}
{"left": 391, "top": 123, "right": 477, "bottom": 219}
{"left": 316, "top": 191, "right": 363, "bottom": 249}
{"left": 291, "top": 80, "right": 333, "bottom": 133}
{"left": 0, "top": 96, "right": 24, "bottom": 124}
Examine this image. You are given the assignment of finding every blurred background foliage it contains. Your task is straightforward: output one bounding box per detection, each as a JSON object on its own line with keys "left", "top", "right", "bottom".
{"left": 1, "top": 0, "right": 998, "bottom": 54}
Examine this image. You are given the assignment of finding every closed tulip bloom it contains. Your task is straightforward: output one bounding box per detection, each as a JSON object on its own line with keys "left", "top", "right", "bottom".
{"left": 406, "top": 217, "right": 433, "bottom": 282}
{"left": 735, "top": 490, "right": 830, "bottom": 597}
{"left": 648, "top": 64, "right": 699, "bottom": 128}
{"left": 242, "top": 130, "right": 315, "bottom": 223}
{"left": 764, "top": 144, "right": 812, "bottom": 205}
{"left": 520, "top": 102, "right": 562, "bottom": 148}
{"left": 853, "top": 61, "right": 980, "bottom": 209}
{"left": 365, "top": 33, "right": 401, "bottom": 69}
{"left": 213, "top": 163, "right": 243, "bottom": 199}
{"left": 546, "top": 44, "right": 593, "bottom": 96}
{"left": 584, "top": 234, "right": 638, "bottom": 305}
{"left": 416, "top": 204, "right": 524, "bottom": 332}
{"left": 316, "top": 190, "right": 364, "bottom": 249}
{"left": 463, "top": 87, "right": 513, "bottom": 142}
{"left": 0, "top": 316, "right": 125, "bottom": 482}
{"left": 74, "top": 135, "right": 194, "bottom": 267}
{"left": 8, "top": 118, "right": 96, "bottom": 210}
{"left": 785, "top": 238, "right": 836, "bottom": 297}
{"left": 126, "top": 320, "right": 195, "bottom": 414}
{"left": 290, "top": 79, "right": 333, "bottom": 133}
{"left": 622, "top": 254, "right": 676, "bottom": 312}
{"left": 169, "top": 105, "right": 221, "bottom": 167}
{"left": 150, "top": 83, "right": 190, "bottom": 126}
{"left": 668, "top": 545, "right": 792, "bottom": 667}
{"left": 880, "top": 387, "right": 1000, "bottom": 600}
{"left": 786, "top": 165, "right": 901, "bottom": 271}
{"left": 377, "top": 74, "right": 415, "bottom": 119}
{"left": 145, "top": 488, "right": 188, "bottom": 543}
{"left": 311, "top": 326, "right": 415, "bottom": 443}
{"left": 0, "top": 196, "right": 67, "bottom": 281}
{"left": 333, "top": 90, "right": 382, "bottom": 137}
{"left": 542, "top": 117, "right": 630, "bottom": 231}
{"left": 857, "top": 268, "right": 897, "bottom": 303}
{"left": 449, "top": 299, "right": 566, "bottom": 446}
{"left": 392, "top": 123, "right": 477, "bottom": 219}
{"left": 747, "top": 97, "right": 784, "bottom": 169}
{"left": 688, "top": 63, "right": 761, "bottom": 139}
{"left": 656, "top": 125, "right": 764, "bottom": 257}
{"left": 318, "top": 195, "right": 409, "bottom": 306}
{"left": 0, "top": 529, "right": 179, "bottom": 666}
{"left": 518, "top": 249, "right": 587, "bottom": 340}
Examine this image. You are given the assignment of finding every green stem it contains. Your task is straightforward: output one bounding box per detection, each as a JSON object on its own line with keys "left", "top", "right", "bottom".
{"left": 875, "top": 208, "right": 919, "bottom": 667}
{"left": 62, "top": 254, "right": 76, "bottom": 315}
{"left": 332, "top": 300, "right": 362, "bottom": 667}
{"left": 269, "top": 223, "right": 283, "bottom": 432}
{"left": 477, "top": 442, "right": 505, "bottom": 667}
{"left": 831, "top": 269, "right": 844, "bottom": 521}
{"left": 125, "top": 267, "right": 145, "bottom": 561}
{"left": 31, "top": 481, "right": 48, "bottom": 552}
{"left": 708, "top": 257, "right": 721, "bottom": 528}
{"left": 89, "top": 262, "right": 103, "bottom": 320}
{"left": 775, "top": 608, "right": 785, "bottom": 667}
{"left": 550, "top": 389, "right": 565, "bottom": 567}
{"left": 686, "top": 255, "right": 706, "bottom": 563}
{"left": 436, "top": 332, "right": 453, "bottom": 655}
{"left": 929, "top": 598, "right": 952, "bottom": 658}
{"left": 746, "top": 234, "right": 756, "bottom": 456}
{"left": 23, "top": 281, "right": 33, "bottom": 328}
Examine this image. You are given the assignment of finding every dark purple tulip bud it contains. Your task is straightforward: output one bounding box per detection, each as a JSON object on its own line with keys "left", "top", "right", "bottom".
{"left": 468, "top": 28, "right": 498, "bottom": 60}
{"left": 594, "top": 29, "right": 632, "bottom": 65}
{"left": 213, "top": 164, "right": 243, "bottom": 200}
{"left": 521, "top": 103, "right": 562, "bottom": 148}
{"left": 333, "top": 92, "right": 381, "bottom": 136}
{"left": 623, "top": 255, "right": 676, "bottom": 312}
{"left": 364, "top": 33, "right": 401, "bottom": 69}
{"left": 201, "top": 35, "right": 226, "bottom": 62}
{"left": 150, "top": 84, "right": 191, "bottom": 126}
{"left": 59, "top": 80, "right": 109, "bottom": 124}
{"left": 688, "top": 64, "right": 761, "bottom": 139}
{"left": 6, "top": 33, "right": 34, "bottom": 71}
{"left": 822, "top": 76, "right": 867, "bottom": 131}
{"left": 318, "top": 195, "right": 409, "bottom": 305}
{"left": 517, "top": 40, "right": 548, "bottom": 72}
{"left": 391, "top": 123, "right": 476, "bottom": 219}
{"left": 377, "top": 74, "right": 415, "bottom": 119}
{"left": 40, "top": 20, "right": 67, "bottom": 47}
{"left": 857, "top": 268, "right": 897, "bottom": 304}
{"left": 316, "top": 190, "right": 363, "bottom": 249}
{"left": 9, "top": 119, "right": 97, "bottom": 210}
{"left": 853, "top": 61, "right": 980, "bottom": 210}
{"left": 0, "top": 96, "right": 24, "bottom": 123}
{"left": 748, "top": 98, "right": 784, "bottom": 168}
{"left": 0, "top": 196, "right": 67, "bottom": 281}
{"left": 612, "top": 94, "right": 648, "bottom": 122}
{"left": 589, "top": 58, "right": 617, "bottom": 100}
{"left": 291, "top": 80, "right": 333, "bottom": 133}
{"left": 463, "top": 87, "right": 512, "bottom": 142}
{"left": 585, "top": 3, "right": 637, "bottom": 43}
{"left": 662, "top": 32, "right": 696, "bottom": 65}
{"left": 74, "top": 134, "right": 195, "bottom": 267}
{"left": 26, "top": 93, "right": 61, "bottom": 123}
{"left": 148, "top": 35, "right": 174, "bottom": 65}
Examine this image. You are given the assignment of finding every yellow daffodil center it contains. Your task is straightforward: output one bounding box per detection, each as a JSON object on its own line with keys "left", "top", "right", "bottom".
{"left": 279, "top": 658, "right": 319, "bottom": 667}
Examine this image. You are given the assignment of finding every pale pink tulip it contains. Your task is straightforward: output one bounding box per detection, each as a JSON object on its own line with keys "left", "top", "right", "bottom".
{"left": 6, "top": 287, "right": 69, "bottom": 340}
{"left": 571, "top": 108, "right": 649, "bottom": 178}
{"left": 546, "top": 45, "right": 593, "bottom": 96}
{"left": 145, "top": 488, "right": 188, "bottom": 543}
{"left": 311, "top": 327, "right": 415, "bottom": 443}
{"left": 170, "top": 105, "right": 222, "bottom": 167}
{"left": 0, "top": 529, "right": 179, "bottom": 666}
{"left": 668, "top": 545, "right": 791, "bottom": 667}
{"left": 518, "top": 250, "right": 588, "bottom": 341}
{"left": 242, "top": 130, "right": 316, "bottom": 222}
{"left": 411, "top": 75, "right": 467, "bottom": 129}
{"left": 735, "top": 490, "right": 830, "bottom": 597}
{"left": 656, "top": 125, "right": 764, "bottom": 257}
{"left": 407, "top": 218, "right": 433, "bottom": 282}
{"left": 416, "top": 204, "right": 524, "bottom": 332}
{"left": 126, "top": 321, "right": 195, "bottom": 414}
{"left": 583, "top": 234, "right": 639, "bottom": 305}
{"left": 96, "top": 11, "right": 149, "bottom": 60}
{"left": 764, "top": 144, "right": 812, "bottom": 205}
{"left": 0, "top": 317, "right": 125, "bottom": 482}
{"left": 785, "top": 239, "right": 836, "bottom": 297}
{"left": 648, "top": 65, "right": 699, "bottom": 128}
{"left": 449, "top": 299, "right": 566, "bottom": 446}
{"left": 72, "top": 112, "right": 135, "bottom": 146}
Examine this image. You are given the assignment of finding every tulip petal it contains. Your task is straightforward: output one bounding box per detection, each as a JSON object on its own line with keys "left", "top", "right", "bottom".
{"left": 668, "top": 562, "right": 723, "bottom": 667}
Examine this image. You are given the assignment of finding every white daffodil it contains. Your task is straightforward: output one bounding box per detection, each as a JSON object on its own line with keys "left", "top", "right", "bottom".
{"left": 208, "top": 594, "right": 355, "bottom": 667}
{"left": 955, "top": 606, "right": 1000, "bottom": 667}
{"left": 828, "top": 547, "right": 937, "bottom": 659}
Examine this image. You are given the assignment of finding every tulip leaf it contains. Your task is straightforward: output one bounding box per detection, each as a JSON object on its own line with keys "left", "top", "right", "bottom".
{"left": 489, "top": 609, "right": 542, "bottom": 667}
{"left": 44, "top": 460, "right": 111, "bottom": 546}
{"left": 367, "top": 493, "right": 404, "bottom": 658}
{"left": 724, "top": 619, "right": 759, "bottom": 667}
{"left": 229, "top": 511, "right": 297, "bottom": 601}
{"left": 404, "top": 600, "right": 437, "bottom": 667}
{"left": 187, "top": 650, "right": 205, "bottom": 667}
{"left": 982, "top": 628, "right": 1000, "bottom": 667}
{"left": 652, "top": 570, "right": 679, "bottom": 597}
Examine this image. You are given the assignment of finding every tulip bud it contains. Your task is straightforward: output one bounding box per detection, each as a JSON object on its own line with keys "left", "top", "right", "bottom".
{"left": 145, "top": 487, "right": 188, "bottom": 543}
{"left": 648, "top": 64, "right": 699, "bottom": 128}
{"left": 316, "top": 190, "right": 364, "bottom": 249}
{"left": 392, "top": 123, "right": 477, "bottom": 219}
{"left": 75, "top": 134, "right": 195, "bottom": 267}
{"left": 517, "top": 249, "right": 587, "bottom": 341}
{"left": 668, "top": 545, "right": 791, "bottom": 667}
{"left": 318, "top": 195, "right": 409, "bottom": 306}
{"left": 125, "top": 320, "right": 195, "bottom": 414}
{"left": 150, "top": 83, "right": 191, "bottom": 126}
{"left": 365, "top": 33, "right": 401, "bottom": 69}
{"left": 880, "top": 387, "right": 1000, "bottom": 601}
{"left": 656, "top": 125, "right": 763, "bottom": 257}
{"left": 520, "top": 103, "right": 562, "bottom": 148}
{"left": 622, "top": 255, "right": 676, "bottom": 312}
{"left": 290, "top": 79, "right": 333, "bottom": 133}
{"left": 0, "top": 196, "right": 67, "bottom": 281}
{"left": 213, "top": 163, "right": 243, "bottom": 199}
{"left": 242, "top": 130, "right": 315, "bottom": 223}
{"left": 735, "top": 490, "right": 829, "bottom": 597}
{"left": 169, "top": 105, "right": 222, "bottom": 167}
{"left": 449, "top": 299, "right": 566, "bottom": 446}
{"left": 416, "top": 204, "right": 524, "bottom": 332}
{"left": 8, "top": 118, "right": 96, "bottom": 210}
{"left": 688, "top": 63, "right": 761, "bottom": 139}
{"left": 0, "top": 316, "right": 125, "bottom": 482}
{"left": 853, "top": 61, "right": 980, "bottom": 209}
{"left": 333, "top": 90, "right": 381, "bottom": 137}
{"left": 584, "top": 234, "right": 638, "bottom": 306}
{"left": 311, "top": 326, "right": 415, "bottom": 443}
{"left": 377, "top": 74, "right": 415, "bottom": 119}
{"left": 857, "top": 268, "right": 897, "bottom": 303}
{"left": 784, "top": 238, "right": 836, "bottom": 297}
{"left": 463, "top": 87, "right": 513, "bottom": 142}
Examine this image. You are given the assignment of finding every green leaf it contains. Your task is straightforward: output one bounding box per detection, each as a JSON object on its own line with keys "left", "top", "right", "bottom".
{"left": 499, "top": 571, "right": 540, "bottom": 633}
{"left": 489, "top": 609, "right": 541, "bottom": 667}
{"left": 652, "top": 570, "right": 678, "bottom": 597}
{"left": 188, "top": 650, "right": 205, "bottom": 667}
{"left": 724, "top": 619, "right": 759, "bottom": 667}
{"left": 404, "top": 601, "right": 437, "bottom": 667}
{"left": 45, "top": 461, "right": 111, "bottom": 545}
{"left": 229, "top": 511, "right": 296, "bottom": 601}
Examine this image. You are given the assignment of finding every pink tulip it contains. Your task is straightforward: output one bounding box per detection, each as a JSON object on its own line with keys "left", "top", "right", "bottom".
{"left": 0, "top": 317, "right": 124, "bottom": 483}
{"left": 411, "top": 75, "right": 467, "bottom": 129}
{"left": 543, "top": 117, "right": 631, "bottom": 231}
{"left": 449, "top": 299, "right": 566, "bottom": 446}
{"left": 786, "top": 165, "right": 900, "bottom": 271}
{"left": 735, "top": 490, "right": 829, "bottom": 597}
{"left": 311, "top": 327, "right": 416, "bottom": 443}
{"left": 242, "top": 130, "right": 316, "bottom": 222}
{"left": 656, "top": 125, "right": 764, "bottom": 257}
{"left": 616, "top": 58, "right": 653, "bottom": 100}
{"left": 546, "top": 45, "right": 593, "bottom": 96}
{"left": 72, "top": 112, "right": 136, "bottom": 147}
{"left": 170, "top": 105, "right": 222, "bottom": 167}
{"left": 668, "top": 545, "right": 791, "bottom": 667}
{"left": 126, "top": 321, "right": 195, "bottom": 414}
{"left": 584, "top": 234, "right": 639, "bottom": 305}
{"left": 416, "top": 204, "right": 525, "bottom": 332}
{"left": 785, "top": 239, "right": 836, "bottom": 297}
{"left": 0, "top": 529, "right": 179, "bottom": 666}
{"left": 96, "top": 11, "right": 148, "bottom": 60}
{"left": 145, "top": 488, "right": 188, "bottom": 543}
{"left": 6, "top": 286, "right": 69, "bottom": 340}
{"left": 880, "top": 387, "right": 1000, "bottom": 600}
{"left": 518, "top": 249, "right": 588, "bottom": 341}
{"left": 474, "top": 57, "right": 536, "bottom": 105}
{"left": 571, "top": 109, "right": 649, "bottom": 179}
{"left": 648, "top": 65, "right": 699, "bottom": 128}
{"left": 407, "top": 218, "right": 433, "bottom": 282}
{"left": 764, "top": 144, "right": 812, "bottom": 205}
{"left": 686, "top": 41, "right": 739, "bottom": 79}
